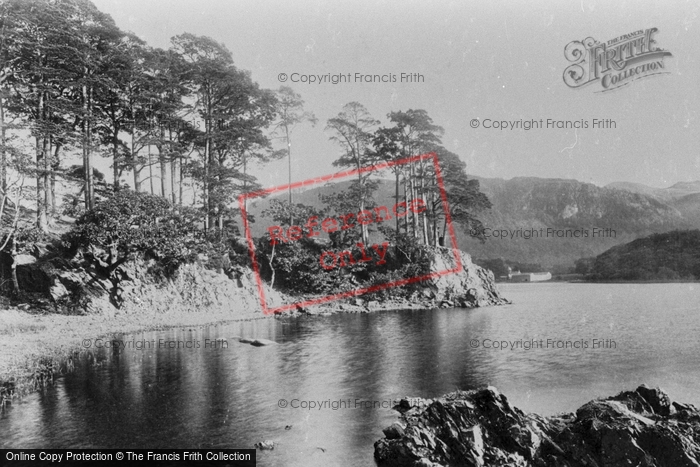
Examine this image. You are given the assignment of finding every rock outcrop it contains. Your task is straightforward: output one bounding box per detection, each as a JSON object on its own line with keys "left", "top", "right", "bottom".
{"left": 10, "top": 237, "right": 506, "bottom": 315}
{"left": 375, "top": 385, "right": 700, "bottom": 467}
{"left": 12, "top": 243, "right": 288, "bottom": 316}
{"left": 424, "top": 247, "right": 508, "bottom": 308}
{"left": 305, "top": 247, "right": 509, "bottom": 314}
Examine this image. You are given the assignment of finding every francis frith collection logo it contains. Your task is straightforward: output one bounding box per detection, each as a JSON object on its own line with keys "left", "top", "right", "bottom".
{"left": 563, "top": 28, "right": 672, "bottom": 92}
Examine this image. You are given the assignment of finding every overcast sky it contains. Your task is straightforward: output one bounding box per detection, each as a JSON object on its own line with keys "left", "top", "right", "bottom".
{"left": 92, "top": 0, "right": 700, "bottom": 190}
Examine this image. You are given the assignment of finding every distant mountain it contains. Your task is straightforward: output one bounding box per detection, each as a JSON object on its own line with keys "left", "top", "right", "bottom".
{"left": 242, "top": 176, "right": 700, "bottom": 268}
{"left": 674, "top": 193, "right": 700, "bottom": 225}
{"left": 605, "top": 179, "right": 700, "bottom": 231}
{"left": 460, "top": 176, "right": 696, "bottom": 267}
{"left": 605, "top": 181, "right": 665, "bottom": 198}
{"left": 586, "top": 229, "right": 700, "bottom": 281}
{"left": 606, "top": 179, "right": 700, "bottom": 201}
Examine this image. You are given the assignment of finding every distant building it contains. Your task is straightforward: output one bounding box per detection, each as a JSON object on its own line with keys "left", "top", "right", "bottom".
{"left": 506, "top": 270, "right": 552, "bottom": 282}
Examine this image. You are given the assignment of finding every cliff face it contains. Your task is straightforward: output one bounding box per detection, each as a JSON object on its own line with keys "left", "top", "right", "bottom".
{"left": 114, "top": 260, "right": 288, "bottom": 317}
{"left": 375, "top": 386, "right": 700, "bottom": 467}
{"left": 13, "top": 245, "right": 288, "bottom": 317}
{"left": 424, "top": 247, "right": 508, "bottom": 308}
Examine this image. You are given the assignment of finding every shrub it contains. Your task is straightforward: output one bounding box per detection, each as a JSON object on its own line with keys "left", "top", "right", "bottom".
{"left": 70, "top": 190, "right": 204, "bottom": 272}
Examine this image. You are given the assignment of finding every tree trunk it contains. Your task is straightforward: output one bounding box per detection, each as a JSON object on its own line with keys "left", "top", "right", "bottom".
{"left": 242, "top": 154, "right": 248, "bottom": 215}
{"left": 268, "top": 242, "right": 276, "bottom": 288}
{"left": 44, "top": 134, "right": 51, "bottom": 224}
{"left": 286, "top": 125, "right": 292, "bottom": 226}
{"left": 419, "top": 161, "right": 428, "bottom": 245}
{"left": 51, "top": 143, "right": 61, "bottom": 218}
{"left": 357, "top": 151, "right": 368, "bottom": 245}
{"left": 112, "top": 121, "right": 120, "bottom": 191}
{"left": 82, "top": 84, "right": 94, "bottom": 210}
{"left": 403, "top": 176, "right": 409, "bottom": 235}
{"left": 409, "top": 163, "right": 418, "bottom": 239}
{"left": 178, "top": 151, "right": 183, "bottom": 205}
{"left": 0, "top": 92, "right": 6, "bottom": 198}
{"left": 131, "top": 124, "right": 140, "bottom": 192}
{"left": 203, "top": 113, "right": 210, "bottom": 231}
{"left": 394, "top": 169, "right": 400, "bottom": 234}
{"left": 36, "top": 92, "right": 48, "bottom": 232}
{"left": 170, "top": 126, "right": 177, "bottom": 204}
{"left": 431, "top": 190, "right": 438, "bottom": 247}
{"left": 159, "top": 125, "right": 166, "bottom": 198}
{"left": 443, "top": 213, "right": 449, "bottom": 244}
{"left": 10, "top": 236, "right": 19, "bottom": 294}
{"left": 148, "top": 141, "right": 154, "bottom": 195}
{"left": 0, "top": 19, "right": 6, "bottom": 199}
{"left": 203, "top": 88, "right": 213, "bottom": 231}
{"left": 88, "top": 87, "right": 95, "bottom": 209}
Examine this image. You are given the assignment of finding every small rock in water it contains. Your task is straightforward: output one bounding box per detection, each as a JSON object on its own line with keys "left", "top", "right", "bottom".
{"left": 238, "top": 338, "right": 276, "bottom": 346}
{"left": 255, "top": 440, "right": 274, "bottom": 450}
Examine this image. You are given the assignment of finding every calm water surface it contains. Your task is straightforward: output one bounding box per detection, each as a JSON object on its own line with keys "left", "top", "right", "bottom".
{"left": 1, "top": 282, "right": 699, "bottom": 466}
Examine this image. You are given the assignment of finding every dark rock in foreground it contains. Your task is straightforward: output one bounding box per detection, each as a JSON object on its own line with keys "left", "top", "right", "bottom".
{"left": 374, "top": 385, "right": 700, "bottom": 467}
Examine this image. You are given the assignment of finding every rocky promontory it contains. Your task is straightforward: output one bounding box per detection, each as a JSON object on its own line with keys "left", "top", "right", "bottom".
{"left": 375, "top": 386, "right": 700, "bottom": 466}
{"left": 9, "top": 239, "right": 506, "bottom": 315}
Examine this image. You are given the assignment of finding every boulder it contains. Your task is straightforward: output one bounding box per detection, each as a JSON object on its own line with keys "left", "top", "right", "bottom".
{"left": 635, "top": 384, "right": 674, "bottom": 416}
{"left": 14, "top": 254, "right": 37, "bottom": 266}
{"left": 49, "top": 279, "right": 69, "bottom": 302}
{"left": 382, "top": 422, "right": 406, "bottom": 440}
{"left": 375, "top": 386, "right": 700, "bottom": 467}
{"left": 254, "top": 440, "right": 274, "bottom": 450}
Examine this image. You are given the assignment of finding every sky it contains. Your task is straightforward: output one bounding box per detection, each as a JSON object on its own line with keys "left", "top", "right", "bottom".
{"left": 91, "top": 0, "right": 700, "bottom": 191}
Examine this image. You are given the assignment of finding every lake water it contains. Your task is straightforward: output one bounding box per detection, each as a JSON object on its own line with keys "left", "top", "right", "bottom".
{"left": 1, "top": 282, "right": 699, "bottom": 466}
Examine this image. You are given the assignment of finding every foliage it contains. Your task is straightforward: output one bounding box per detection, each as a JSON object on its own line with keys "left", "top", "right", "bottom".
{"left": 370, "top": 110, "right": 492, "bottom": 247}
{"left": 273, "top": 86, "right": 318, "bottom": 134}
{"left": 172, "top": 33, "right": 278, "bottom": 230}
{"left": 0, "top": 2, "right": 279, "bottom": 237}
{"left": 0, "top": 0, "right": 497, "bottom": 298}
{"left": 574, "top": 257, "right": 595, "bottom": 275}
{"left": 253, "top": 218, "right": 433, "bottom": 296}
{"left": 70, "top": 190, "right": 203, "bottom": 271}
{"left": 587, "top": 230, "right": 700, "bottom": 281}
{"left": 434, "top": 148, "right": 492, "bottom": 240}
{"left": 326, "top": 102, "right": 380, "bottom": 244}
{"left": 261, "top": 198, "right": 323, "bottom": 228}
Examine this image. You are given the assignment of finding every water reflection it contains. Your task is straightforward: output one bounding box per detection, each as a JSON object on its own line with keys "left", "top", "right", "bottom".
{"left": 1, "top": 283, "right": 699, "bottom": 467}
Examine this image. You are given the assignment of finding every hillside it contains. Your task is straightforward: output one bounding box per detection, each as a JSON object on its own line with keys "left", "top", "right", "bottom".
{"left": 460, "top": 176, "right": 695, "bottom": 267}
{"left": 585, "top": 229, "right": 700, "bottom": 281}
{"left": 606, "top": 179, "right": 700, "bottom": 220}
{"left": 245, "top": 176, "right": 699, "bottom": 268}
{"left": 606, "top": 180, "right": 700, "bottom": 202}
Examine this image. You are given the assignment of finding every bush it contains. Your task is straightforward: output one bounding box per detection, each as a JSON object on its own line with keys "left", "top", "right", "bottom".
{"left": 254, "top": 226, "right": 433, "bottom": 296}
{"left": 70, "top": 190, "right": 204, "bottom": 272}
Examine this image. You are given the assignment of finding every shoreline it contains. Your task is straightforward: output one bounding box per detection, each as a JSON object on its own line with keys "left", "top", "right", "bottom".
{"left": 0, "top": 294, "right": 502, "bottom": 404}
{"left": 0, "top": 303, "right": 266, "bottom": 400}
{"left": 1, "top": 247, "right": 509, "bottom": 406}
